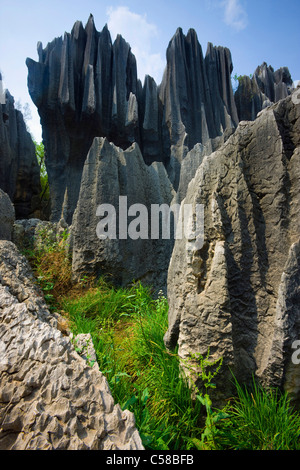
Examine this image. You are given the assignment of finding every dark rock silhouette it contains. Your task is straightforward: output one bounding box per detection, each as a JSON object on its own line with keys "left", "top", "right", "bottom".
{"left": 235, "top": 62, "right": 294, "bottom": 121}
{"left": 26, "top": 16, "right": 239, "bottom": 223}
{"left": 0, "top": 82, "right": 41, "bottom": 219}
{"left": 26, "top": 15, "right": 143, "bottom": 224}
{"left": 159, "top": 29, "right": 238, "bottom": 188}
{"left": 0, "top": 188, "right": 15, "bottom": 240}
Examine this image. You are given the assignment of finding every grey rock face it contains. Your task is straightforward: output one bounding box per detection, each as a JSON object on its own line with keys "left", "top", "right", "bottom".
{"left": 26, "top": 15, "right": 144, "bottom": 224}
{"left": 27, "top": 18, "right": 240, "bottom": 222}
{"left": 0, "top": 86, "right": 41, "bottom": 219}
{"left": 0, "top": 189, "right": 15, "bottom": 241}
{"left": 12, "top": 218, "right": 45, "bottom": 249}
{"left": 71, "top": 137, "right": 175, "bottom": 294}
{"left": 235, "top": 62, "right": 294, "bottom": 122}
{"left": 0, "top": 240, "right": 144, "bottom": 450}
{"left": 12, "top": 217, "right": 69, "bottom": 252}
{"left": 159, "top": 29, "right": 238, "bottom": 189}
{"left": 255, "top": 63, "right": 294, "bottom": 103}
{"left": 0, "top": 240, "right": 59, "bottom": 328}
{"left": 164, "top": 91, "right": 300, "bottom": 403}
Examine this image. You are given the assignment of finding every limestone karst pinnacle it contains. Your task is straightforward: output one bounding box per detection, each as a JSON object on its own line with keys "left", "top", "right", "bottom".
{"left": 0, "top": 88, "right": 41, "bottom": 219}
{"left": 0, "top": 14, "right": 299, "bottom": 450}
{"left": 165, "top": 89, "right": 300, "bottom": 404}
{"left": 235, "top": 61, "right": 294, "bottom": 121}
{"left": 26, "top": 17, "right": 240, "bottom": 223}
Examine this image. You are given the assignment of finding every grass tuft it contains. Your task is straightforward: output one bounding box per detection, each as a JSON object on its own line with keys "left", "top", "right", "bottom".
{"left": 216, "top": 376, "right": 300, "bottom": 450}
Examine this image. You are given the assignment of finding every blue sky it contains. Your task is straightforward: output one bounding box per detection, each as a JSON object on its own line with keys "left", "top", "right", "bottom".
{"left": 1, "top": 0, "right": 299, "bottom": 141}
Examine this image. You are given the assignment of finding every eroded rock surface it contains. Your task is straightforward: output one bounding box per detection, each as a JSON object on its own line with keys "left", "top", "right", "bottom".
{"left": 164, "top": 90, "right": 300, "bottom": 403}
{"left": 71, "top": 137, "right": 175, "bottom": 294}
{"left": 0, "top": 241, "right": 143, "bottom": 450}
{"left": 235, "top": 62, "right": 294, "bottom": 122}
{"left": 26, "top": 15, "right": 145, "bottom": 224}
{"left": 159, "top": 31, "right": 238, "bottom": 189}
{"left": 26, "top": 17, "right": 239, "bottom": 222}
{"left": 0, "top": 189, "right": 15, "bottom": 241}
{"left": 0, "top": 84, "right": 41, "bottom": 219}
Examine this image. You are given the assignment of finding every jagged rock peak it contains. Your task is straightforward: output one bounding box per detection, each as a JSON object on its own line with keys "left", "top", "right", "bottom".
{"left": 70, "top": 19, "right": 85, "bottom": 40}
{"left": 165, "top": 90, "right": 300, "bottom": 405}
{"left": 0, "top": 89, "right": 41, "bottom": 219}
{"left": 235, "top": 61, "right": 294, "bottom": 121}
{"left": 26, "top": 16, "right": 144, "bottom": 223}
{"left": 26, "top": 17, "right": 239, "bottom": 222}
{"left": 159, "top": 26, "right": 238, "bottom": 172}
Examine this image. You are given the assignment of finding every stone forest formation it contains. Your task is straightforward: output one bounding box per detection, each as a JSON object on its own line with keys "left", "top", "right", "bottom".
{"left": 0, "top": 14, "right": 299, "bottom": 449}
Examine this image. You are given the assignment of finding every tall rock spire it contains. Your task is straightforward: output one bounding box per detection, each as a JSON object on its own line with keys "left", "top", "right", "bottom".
{"left": 26, "top": 17, "right": 141, "bottom": 223}
{"left": 158, "top": 28, "right": 239, "bottom": 189}
{"left": 26, "top": 19, "right": 240, "bottom": 222}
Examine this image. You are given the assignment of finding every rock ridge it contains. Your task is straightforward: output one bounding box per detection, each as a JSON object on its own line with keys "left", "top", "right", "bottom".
{"left": 164, "top": 90, "right": 300, "bottom": 404}
{"left": 235, "top": 62, "right": 294, "bottom": 122}
{"left": 0, "top": 240, "right": 144, "bottom": 450}
{"left": 26, "top": 16, "right": 240, "bottom": 223}
{"left": 0, "top": 83, "right": 41, "bottom": 219}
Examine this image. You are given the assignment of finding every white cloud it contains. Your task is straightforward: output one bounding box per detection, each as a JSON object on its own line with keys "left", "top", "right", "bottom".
{"left": 222, "top": 0, "right": 248, "bottom": 31}
{"left": 106, "top": 6, "right": 165, "bottom": 84}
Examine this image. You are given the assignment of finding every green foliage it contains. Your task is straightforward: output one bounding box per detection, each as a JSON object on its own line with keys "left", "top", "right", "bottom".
{"left": 34, "top": 141, "right": 49, "bottom": 202}
{"left": 63, "top": 280, "right": 141, "bottom": 326}
{"left": 232, "top": 72, "right": 253, "bottom": 92}
{"left": 185, "top": 351, "right": 229, "bottom": 450}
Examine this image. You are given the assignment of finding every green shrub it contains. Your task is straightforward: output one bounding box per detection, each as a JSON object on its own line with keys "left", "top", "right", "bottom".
{"left": 34, "top": 141, "right": 49, "bottom": 201}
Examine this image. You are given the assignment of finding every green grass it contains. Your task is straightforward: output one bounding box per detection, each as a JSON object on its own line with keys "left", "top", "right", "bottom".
{"left": 62, "top": 282, "right": 205, "bottom": 449}
{"left": 215, "top": 377, "right": 300, "bottom": 450}
{"left": 26, "top": 241, "right": 300, "bottom": 450}
{"left": 61, "top": 281, "right": 300, "bottom": 450}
